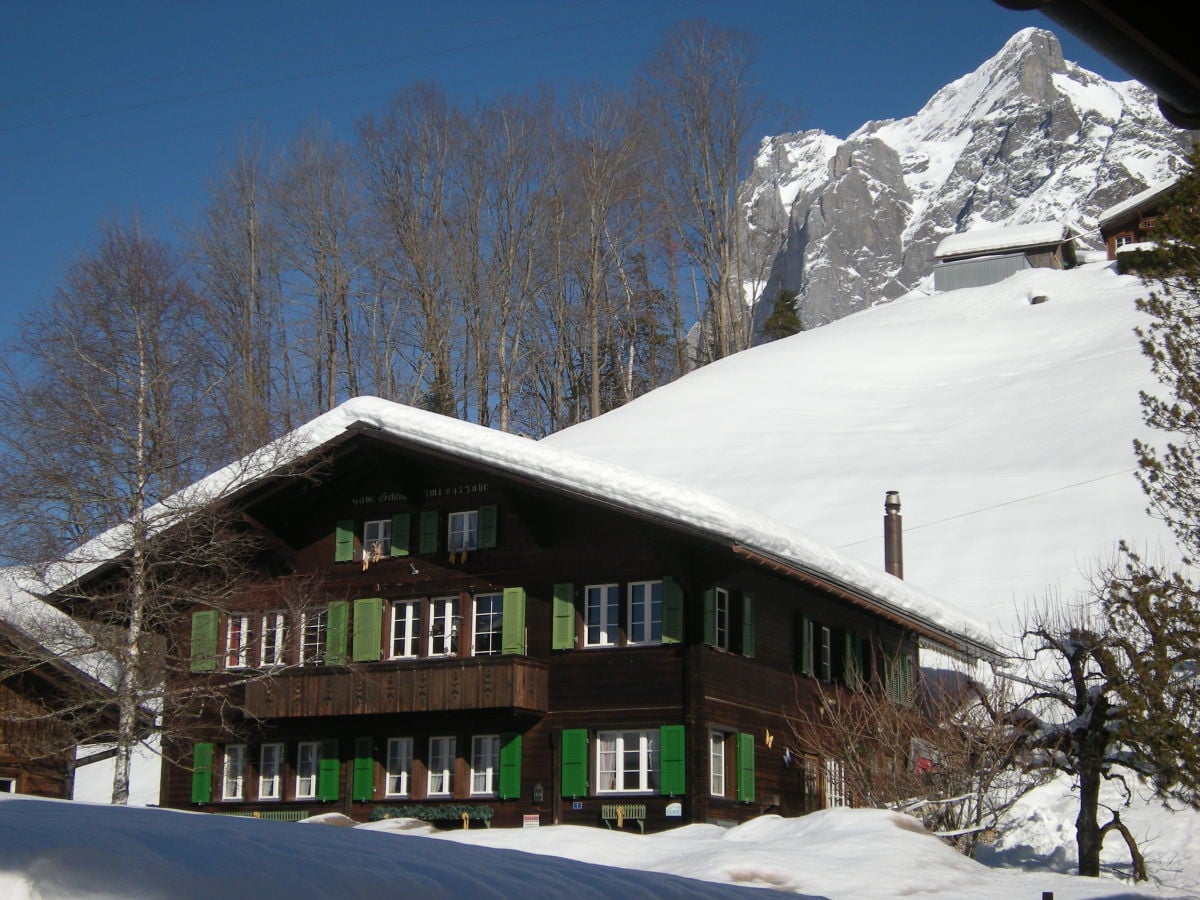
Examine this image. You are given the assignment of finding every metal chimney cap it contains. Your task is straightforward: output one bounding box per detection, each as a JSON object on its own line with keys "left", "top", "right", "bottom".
{"left": 885, "top": 490, "right": 902, "bottom": 511}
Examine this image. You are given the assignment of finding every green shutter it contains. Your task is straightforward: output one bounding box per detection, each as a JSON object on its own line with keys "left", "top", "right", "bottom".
{"left": 844, "top": 631, "right": 863, "bottom": 689}
{"left": 798, "top": 614, "right": 815, "bottom": 676}
{"left": 318, "top": 739, "right": 340, "bottom": 801}
{"left": 900, "top": 652, "right": 915, "bottom": 704}
{"left": 702, "top": 588, "right": 716, "bottom": 647}
{"left": 741, "top": 593, "right": 755, "bottom": 658}
{"left": 352, "top": 598, "right": 383, "bottom": 662}
{"left": 335, "top": 519, "right": 355, "bottom": 562}
{"left": 661, "top": 575, "right": 683, "bottom": 644}
{"left": 326, "top": 601, "right": 349, "bottom": 666}
{"left": 501, "top": 587, "right": 526, "bottom": 655}
{"left": 561, "top": 729, "right": 588, "bottom": 798}
{"left": 736, "top": 733, "right": 755, "bottom": 803}
{"left": 498, "top": 732, "right": 522, "bottom": 800}
{"left": 352, "top": 737, "right": 374, "bottom": 801}
{"left": 551, "top": 583, "right": 576, "bottom": 650}
{"left": 659, "top": 725, "right": 686, "bottom": 796}
{"left": 478, "top": 504, "right": 498, "bottom": 549}
{"left": 390, "top": 513, "right": 411, "bottom": 557}
{"left": 189, "top": 610, "right": 219, "bottom": 673}
{"left": 191, "top": 742, "right": 213, "bottom": 803}
{"left": 419, "top": 510, "right": 439, "bottom": 554}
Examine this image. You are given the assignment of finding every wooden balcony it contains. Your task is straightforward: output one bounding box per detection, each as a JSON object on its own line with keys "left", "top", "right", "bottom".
{"left": 243, "top": 656, "right": 548, "bottom": 719}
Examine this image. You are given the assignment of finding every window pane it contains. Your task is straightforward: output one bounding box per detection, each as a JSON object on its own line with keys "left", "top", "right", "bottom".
{"left": 585, "top": 585, "right": 618, "bottom": 647}
{"left": 297, "top": 742, "right": 319, "bottom": 799}
{"left": 386, "top": 738, "right": 413, "bottom": 797}
{"left": 429, "top": 598, "right": 459, "bottom": 656}
{"left": 391, "top": 601, "right": 419, "bottom": 658}
{"left": 428, "top": 736, "right": 455, "bottom": 795}
{"left": 259, "top": 744, "right": 283, "bottom": 800}
{"left": 222, "top": 745, "right": 245, "bottom": 800}
{"left": 302, "top": 612, "right": 327, "bottom": 666}
{"left": 472, "top": 593, "right": 503, "bottom": 656}
{"left": 471, "top": 735, "right": 499, "bottom": 795}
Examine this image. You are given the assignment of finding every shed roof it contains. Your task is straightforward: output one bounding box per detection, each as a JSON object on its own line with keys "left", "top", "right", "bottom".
{"left": 935, "top": 222, "right": 1072, "bottom": 260}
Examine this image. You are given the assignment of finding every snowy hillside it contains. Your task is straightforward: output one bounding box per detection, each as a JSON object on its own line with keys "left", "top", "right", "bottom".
{"left": 740, "top": 28, "right": 1195, "bottom": 328}
{"left": 546, "top": 262, "right": 1175, "bottom": 639}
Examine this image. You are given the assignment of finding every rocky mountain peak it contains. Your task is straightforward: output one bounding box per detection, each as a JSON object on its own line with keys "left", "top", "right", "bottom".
{"left": 740, "top": 28, "right": 1196, "bottom": 331}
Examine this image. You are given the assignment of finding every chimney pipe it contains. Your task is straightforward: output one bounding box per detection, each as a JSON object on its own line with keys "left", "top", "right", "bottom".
{"left": 884, "top": 491, "right": 903, "bottom": 579}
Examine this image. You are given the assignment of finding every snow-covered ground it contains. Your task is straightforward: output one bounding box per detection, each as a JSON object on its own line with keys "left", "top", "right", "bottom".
{"left": 2, "top": 792, "right": 1193, "bottom": 899}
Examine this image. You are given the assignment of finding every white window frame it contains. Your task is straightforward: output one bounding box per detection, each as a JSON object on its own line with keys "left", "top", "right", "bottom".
{"left": 222, "top": 744, "right": 246, "bottom": 801}
{"left": 385, "top": 737, "right": 413, "bottom": 798}
{"left": 260, "top": 612, "right": 286, "bottom": 667}
{"left": 0, "top": 777, "right": 15, "bottom": 793}
{"left": 626, "top": 581, "right": 663, "bottom": 645}
{"left": 584, "top": 584, "right": 619, "bottom": 647}
{"left": 714, "top": 587, "right": 730, "bottom": 650}
{"left": 825, "top": 759, "right": 848, "bottom": 808}
{"left": 448, "top": 510, "right": 478, "bottom": 552}
{"left": 300, "top": 610, "right": 327, "bottom": 666}
{"left": 470, "top": 734, "right": 500, "bottom": 796}
{"left": 296, "top": 741, "right": 320, "bottom": 800}
{"left": 363, "top": 518, "right": 392, "bottom": 561}
{"left": 258, "top": 743, "right": 284, "bottom": 801}
{"left": 428, "top": 597, "right": 459, "bottom": 657}
{"left": 472, "top": 593, "right": 503, "bottom": 656}
{"left": 820, "top": 626, "right": 833, "bottom": 682}
{"left": 709, "top": 730, "right": 727, "bottom": 797}
{"left": 596, "top": 729, "right": 658, "bottom": 794}
{"left": 225, "top": 613, "right": 252, "bottom": 669}
{"left": 427, "top": 736, "right": 456, "bottom": 796}
{"left": 390, "top": 600, "right": 420, "bottom": 659}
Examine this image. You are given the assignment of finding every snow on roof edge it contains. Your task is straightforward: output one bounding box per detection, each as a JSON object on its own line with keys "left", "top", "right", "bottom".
{"left": 934, "top": 221, "right": 1071, "bottom": 259}
{"left": 7, "top": 397, "right": 999, "bottom": 661}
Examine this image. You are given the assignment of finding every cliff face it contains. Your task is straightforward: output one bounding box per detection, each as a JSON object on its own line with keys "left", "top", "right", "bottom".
{"left": 740, "top": 28, "right": 1197, "bottom": 330}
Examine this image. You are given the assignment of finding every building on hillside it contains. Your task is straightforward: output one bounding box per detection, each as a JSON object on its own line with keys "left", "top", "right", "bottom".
{"left": 0, "top": 585, "right": 115, "bottom": 798}
{"left": 933, "top": 222, "right": 1078, "bottom": 292}
{"left": 1097, "top": 180, "right": 1179, "bottom": 261}
{"left": 32, "top": 398, "right": 997, "bottom": 830}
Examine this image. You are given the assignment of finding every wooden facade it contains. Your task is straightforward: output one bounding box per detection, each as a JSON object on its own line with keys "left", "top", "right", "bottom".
{"left": 74, "top": 402, "right": 991, "bottom": 832}
{"left": 0, "top": 653, "right": 78, "bottom": 798}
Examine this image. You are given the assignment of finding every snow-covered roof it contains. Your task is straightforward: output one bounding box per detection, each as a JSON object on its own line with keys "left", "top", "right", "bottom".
{"left": 1097, "top": 179, "right": 1178, "bottom": 226}
{"left": 934, "top": 222, "right": 1072, "bottom": 260}
{"left": 0, "top": 568, "right": 119, "bottom": 690}
{"left": 36, "top": 397, "right": 995, "bottom": 662}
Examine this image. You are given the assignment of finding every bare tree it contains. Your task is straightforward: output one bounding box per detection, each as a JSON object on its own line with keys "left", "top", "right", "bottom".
{"left": 359, "top": 83, "right": 464, "bottom": 417}
{"left": 0, "top": 219, "right": 305, "bottom": 803}
{"left": 789, "top": 652, "right": 1037, "bottom": 858}
{"left": 192, "top": 134, "right": 289, "bottom": 453}
{"left": 1007, "top": 557, "right": 1200, "bottom": 880}
{"left": 638, "top": 20, "right": 763, "bottom": 363}
{"left": 274, "top": 124, "right": 369, "bottom": 412}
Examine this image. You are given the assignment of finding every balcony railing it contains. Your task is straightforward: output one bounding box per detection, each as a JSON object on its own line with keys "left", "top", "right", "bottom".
{"left": 243, "top": 655, "right": 548, "bottom": 718}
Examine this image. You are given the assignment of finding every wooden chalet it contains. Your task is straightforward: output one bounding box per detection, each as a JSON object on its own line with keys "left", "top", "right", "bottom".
{"left": 1097, "top": 180, "right": 1179, "bottom": 261}
{"left": 45, "top": 399, "right": 997, "bottom": 830}
{"left": 0, "top": 585, "right": 115, "bottom": 798}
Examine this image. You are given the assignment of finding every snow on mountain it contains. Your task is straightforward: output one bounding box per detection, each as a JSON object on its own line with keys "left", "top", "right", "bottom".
{"left": 545, "top": 262, "right": 1175, "bottom": 639}
{"left": 740, "top": 28, "right": 1196, "bottom": 329}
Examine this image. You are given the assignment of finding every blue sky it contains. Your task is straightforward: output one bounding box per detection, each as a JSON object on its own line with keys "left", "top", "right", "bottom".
{"left": 1, "top": 1, "right": 1124, "bottom": 347}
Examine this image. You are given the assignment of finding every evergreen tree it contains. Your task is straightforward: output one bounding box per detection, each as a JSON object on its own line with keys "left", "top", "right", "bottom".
{"left": 1126, "top": 145, "right": 1200, "bottom": 559}
{"left": 761, "top": 290, "right": 803, "bottom": 342}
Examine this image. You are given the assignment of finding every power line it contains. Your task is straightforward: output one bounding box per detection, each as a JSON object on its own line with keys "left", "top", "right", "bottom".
{"left": 836, "top": 468, "right": 1139, "bottom": 549}
{"left": 0, "top": 0, "right": 608, "bottom": 111}
{"left": 1, "top": 0, "right": 715, "bottom": 135}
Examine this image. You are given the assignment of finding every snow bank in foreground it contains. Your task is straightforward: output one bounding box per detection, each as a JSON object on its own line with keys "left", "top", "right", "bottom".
{"left": 1, "top": 796, "right": 1188, "bottom": 899}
